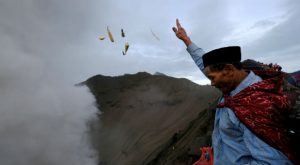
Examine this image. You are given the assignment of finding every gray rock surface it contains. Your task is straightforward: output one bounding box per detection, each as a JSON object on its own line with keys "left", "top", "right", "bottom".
{"left": 84, "top": 72, "right": 220, "bottom": 165}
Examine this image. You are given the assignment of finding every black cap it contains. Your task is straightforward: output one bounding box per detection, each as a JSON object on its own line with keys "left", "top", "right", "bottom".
{"left": 202, "top": 46, "right": 241, "bottom": 68}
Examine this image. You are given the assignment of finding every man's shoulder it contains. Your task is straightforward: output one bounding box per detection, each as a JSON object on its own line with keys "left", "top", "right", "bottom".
{"left": 232, "top": 71, "right": 262, "bottom": 96}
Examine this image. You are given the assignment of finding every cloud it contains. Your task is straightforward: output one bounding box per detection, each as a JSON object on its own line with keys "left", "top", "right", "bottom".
{"left": 242, "top": 2, "right": 300, "bottom": 72}
{"left": 0, "top": 72, "right": 99, "bottom": 165}
{"left": 0, "top": 1, "right": 98, "bottom": 164}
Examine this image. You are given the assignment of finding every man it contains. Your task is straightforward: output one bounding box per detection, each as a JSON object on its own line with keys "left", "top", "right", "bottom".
{"left": 172, "top": 19, "right": 296, "bottom": 164}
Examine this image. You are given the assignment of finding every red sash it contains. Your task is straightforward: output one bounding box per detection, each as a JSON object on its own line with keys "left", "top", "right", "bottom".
{"left": 217, "top": 72, "right": 298, "bottom": 164}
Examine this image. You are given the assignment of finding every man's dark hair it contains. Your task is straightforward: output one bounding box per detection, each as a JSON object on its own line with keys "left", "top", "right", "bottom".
{"left": 209, "top": 62, "right": 243, "bottom": 71}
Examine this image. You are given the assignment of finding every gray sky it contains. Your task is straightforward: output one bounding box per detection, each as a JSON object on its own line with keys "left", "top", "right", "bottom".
{"left": 1, "top": 0, "right": 299, "bottom": 84}
{"left": 0, "top": 0, "right": 300, "bottom": 164}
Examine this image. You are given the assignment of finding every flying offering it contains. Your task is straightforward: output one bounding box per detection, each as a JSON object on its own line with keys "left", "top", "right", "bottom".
{"left": 107, "top": 26, "right": 114, "bottom": 42}
{"left": 98, "top": 36, "right": 105, "bottom": 40}
{"left": 122, "top": 42, "right": 129, "bottom": 55}
{"left": 99, "top": 26, "right": 130, "bottom": 55}
{"left": 150, "top": 28, "right": 160, "bottom": 41}
{"left": 121, "top": 29, "right": 125, "bottom": 37}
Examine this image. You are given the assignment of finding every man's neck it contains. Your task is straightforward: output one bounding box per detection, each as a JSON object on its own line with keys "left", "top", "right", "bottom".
{"left": 238, "top": 70, "right": 249, "bottom": 82}
{"left": 233, "top": 70, "right": 249, "bottom": 90}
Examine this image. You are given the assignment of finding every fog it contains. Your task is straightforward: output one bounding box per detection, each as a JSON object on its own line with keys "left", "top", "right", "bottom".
{"left": 0, "top": 70, "right": 98, "bottom": 164}
{"left": 0, "top": 0, "right": 299, "bottom": 164}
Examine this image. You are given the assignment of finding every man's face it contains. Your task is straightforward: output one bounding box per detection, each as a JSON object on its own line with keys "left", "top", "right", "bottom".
{"left": 204, "top": 66, "right": 235, "bottom": 95}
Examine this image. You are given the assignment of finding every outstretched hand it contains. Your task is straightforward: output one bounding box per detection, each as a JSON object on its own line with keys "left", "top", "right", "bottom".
{"left": 172, "top": 19, "right": 192, "bottom": 46}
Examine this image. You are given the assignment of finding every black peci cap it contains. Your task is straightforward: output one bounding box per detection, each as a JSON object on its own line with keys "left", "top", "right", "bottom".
{"left": 202, "top": 46, "right": 241, "bottom": 68}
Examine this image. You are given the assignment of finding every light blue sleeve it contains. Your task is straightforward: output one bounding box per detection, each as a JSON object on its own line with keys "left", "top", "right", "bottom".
{"left": 186, "top": 43, "right": 205, "bottom": 73}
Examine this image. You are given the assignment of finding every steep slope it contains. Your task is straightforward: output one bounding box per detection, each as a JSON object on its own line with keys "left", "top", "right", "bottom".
{"left": 84, "top": 72, "right": 220, "bottom": 165}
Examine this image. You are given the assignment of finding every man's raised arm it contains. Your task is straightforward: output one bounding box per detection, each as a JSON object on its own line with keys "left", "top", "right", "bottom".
{"left": 172, "top": 19, "right": 206, "bottom": 72}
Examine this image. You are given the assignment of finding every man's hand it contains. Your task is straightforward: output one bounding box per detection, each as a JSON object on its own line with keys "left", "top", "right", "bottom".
{"left": 172, "top": 19, "right": 192, "bottom": 46}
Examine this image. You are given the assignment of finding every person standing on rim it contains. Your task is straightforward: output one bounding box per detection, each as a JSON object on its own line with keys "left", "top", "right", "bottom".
{"left": 172, "top": 19, "right": 298, "bottom": 165}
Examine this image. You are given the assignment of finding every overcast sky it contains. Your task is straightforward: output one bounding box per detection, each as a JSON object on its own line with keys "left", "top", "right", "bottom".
{"left": 1, "top": 0, "right": 300, "bottom": 164}
{"left": 1, "top": 0, "right": 299, "bottom": 84}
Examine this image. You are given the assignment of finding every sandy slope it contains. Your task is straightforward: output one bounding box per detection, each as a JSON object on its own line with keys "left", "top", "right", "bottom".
{"left": 85, "top": 72, "right": 220, "bottom": 165}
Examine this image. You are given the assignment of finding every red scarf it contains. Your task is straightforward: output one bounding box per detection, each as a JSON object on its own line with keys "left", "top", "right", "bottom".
{"left": 217, "top": 71, "right": 298, "bottom": 164}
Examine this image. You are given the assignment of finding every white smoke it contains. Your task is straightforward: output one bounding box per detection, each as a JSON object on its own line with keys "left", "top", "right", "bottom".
{"left": 0, "top": 74, "right": 98, "bottom": 165}
{"left": 0, "top": 1, "right": 100, "bottom": 164}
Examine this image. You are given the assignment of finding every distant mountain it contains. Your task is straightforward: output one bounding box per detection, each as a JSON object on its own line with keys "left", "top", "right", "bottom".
{"left": 84, "top": 72, "right": 220, "bottom": 165}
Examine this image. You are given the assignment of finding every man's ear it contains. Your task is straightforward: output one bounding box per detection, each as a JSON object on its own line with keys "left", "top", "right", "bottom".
{"left": 224, "top": 64, "right": 235, "bottom": 70}
{"left": 223, "top": 64, "right": 235, "bottom": 75}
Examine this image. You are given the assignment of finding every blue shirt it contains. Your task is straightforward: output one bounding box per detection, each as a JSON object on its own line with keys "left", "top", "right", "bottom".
{"left": 187, "top": 43, "right": 292, "bottom": 165}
